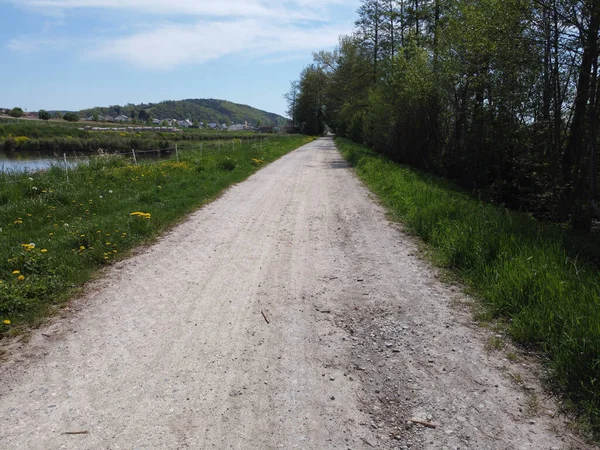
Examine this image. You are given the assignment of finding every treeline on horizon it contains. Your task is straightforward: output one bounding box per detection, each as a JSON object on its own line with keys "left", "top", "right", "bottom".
{"left": 287, "top": 0, "right": 600, "bottom": 232}
{"left": 80, "top": 98, "right": 287, "bottom": 127}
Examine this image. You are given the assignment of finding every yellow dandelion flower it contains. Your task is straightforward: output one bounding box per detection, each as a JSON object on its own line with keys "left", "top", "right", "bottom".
{"left": 3, "top": 319, "right": 10, "bottom": 325}
{"left": 12, "top": 270, "right": 20, "bottom": 275}
{"left": 41, "top": 249, "right": 48, "bottom": 253}
{"left": 79, "top": 246, "right": 85, "bottom": 251}
{"left": 17, "top": 275, "right": 25, "bottom": 281}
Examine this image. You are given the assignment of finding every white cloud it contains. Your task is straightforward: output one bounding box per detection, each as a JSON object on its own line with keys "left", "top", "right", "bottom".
{"left": 91, "top": 18, "right": 348, "bottom": 69}
{"left": 11, "top": 0, "right": 356, "bottom": 21}
{"left": 6, "top": 0, "right": 359, "bottom": 68}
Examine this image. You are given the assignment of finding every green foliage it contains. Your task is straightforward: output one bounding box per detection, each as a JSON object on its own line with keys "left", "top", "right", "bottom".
{"left": 337, "top": 137, "right": 600, "bottom": 433}
{"left": 9, "top": 107, "right": 24, "bottom": 118}
{"left": 0, "top": 135, "right": 312, "bottom": 330}
{"left": 38, "top": 110, "right": 51, "bottom": 121}
{"left": 0, "top": 120, "right": 273, "bottom": 157}
{"left": 294, "top": 65, "right": 328, "bottom": 135}
{"left": 80, "top": 98, "right": 287, "bottom": 127}
{"left": 291, "top": 0, "right": 600, "bottom": 230}
{"left": 62, "top": 112, "right": 79, "bottom": 122}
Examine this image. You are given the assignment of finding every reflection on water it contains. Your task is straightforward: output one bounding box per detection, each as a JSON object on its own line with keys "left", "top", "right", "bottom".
{"left": 0, "top": 153, "right": 85, "bottom": 173}
{"left": 0, "top": 150, "right": 171, "bottom": 173}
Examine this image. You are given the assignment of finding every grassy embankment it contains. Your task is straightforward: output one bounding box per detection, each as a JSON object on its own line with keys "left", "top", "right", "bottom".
{"left": 0, "top": 120, "right": 267, "bottom": 156}
{"left": 0, "top": 135, "right": 312, "bottom": 335}
{"left": 336, "top": 137, "right": 600, "bottom": 433}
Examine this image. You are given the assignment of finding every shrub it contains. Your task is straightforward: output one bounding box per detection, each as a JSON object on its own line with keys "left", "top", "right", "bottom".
{"left": 63, "top": 112, "right": 80, "bottom": 122}
{"left": 9, "top": 107, "right": 24, "bottom": 118}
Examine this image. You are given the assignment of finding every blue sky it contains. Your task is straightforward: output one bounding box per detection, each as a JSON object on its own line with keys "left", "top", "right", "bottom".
{"left": 0, "top": 0, "right": 359, "bottom": 117}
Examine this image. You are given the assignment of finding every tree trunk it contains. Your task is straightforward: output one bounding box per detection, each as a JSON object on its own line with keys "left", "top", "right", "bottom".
{"left": 400, "top": 0, "right": 405, "bottom": 47}
{"left": 414, "top": 0, "right": 420, "bottom": 45}
{"left": 562, "top": 4, "right": 599, "bottom": 230}
{"left": 374, "top": 1, "right": 380, "bottom": 83}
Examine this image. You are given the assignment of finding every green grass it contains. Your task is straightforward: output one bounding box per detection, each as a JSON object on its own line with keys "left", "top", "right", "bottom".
{"left": 0, "top": 135, "right": 312, "bottom": 333}
{"left": 336, "top": 137, "right": 600, "bottom": 434}
{"left": 0, "top": 119, "right": 274, "bottom": 157}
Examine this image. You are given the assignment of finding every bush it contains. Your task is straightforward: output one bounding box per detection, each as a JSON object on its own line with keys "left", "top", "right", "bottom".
{"left": 38, "top": 110, "right": 51, "bottom": 121}
{"left": 63, "top": 112, "right": 80, "bottom": 122}
{"left": 9, "top": 107, "right": 24, "bottom": 118}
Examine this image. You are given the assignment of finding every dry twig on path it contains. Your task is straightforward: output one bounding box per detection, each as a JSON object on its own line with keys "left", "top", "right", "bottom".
{"left": 407, "top": 419, "right": 438, "bottom": 429}
{"left": 261, "top": 310, "right": 270, "bottom": 324}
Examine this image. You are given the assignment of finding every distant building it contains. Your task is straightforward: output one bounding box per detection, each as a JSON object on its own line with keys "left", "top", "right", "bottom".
{"left": 115, "top": 115, "right": 130, "bottom": 123}
{"left": 178, "top": 119, "right": 193, "bottom": 128}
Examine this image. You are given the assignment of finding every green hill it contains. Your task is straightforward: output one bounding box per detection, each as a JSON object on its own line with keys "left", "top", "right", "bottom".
{"left": 80, "top": 99, "right": 287, "bottom": 126}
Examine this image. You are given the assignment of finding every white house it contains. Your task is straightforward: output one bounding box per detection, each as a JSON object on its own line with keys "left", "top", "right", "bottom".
{"left": 228, "top": 124, "right": 245, "bottom": 131}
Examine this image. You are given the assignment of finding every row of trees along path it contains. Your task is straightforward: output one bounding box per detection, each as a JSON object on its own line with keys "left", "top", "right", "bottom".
{"left": 287, "top": 0, "right": 600, "bottom": 232}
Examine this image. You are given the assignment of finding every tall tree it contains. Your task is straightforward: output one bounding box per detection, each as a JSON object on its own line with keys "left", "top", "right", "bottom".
{"left": 295, "top": 65, "right": 328, "bottom": 135}
{"left": 284, "top": 81, "right": 300, "bottom": 128}
{"left": 356, "top": 0, "right": 385, "bottom": 82}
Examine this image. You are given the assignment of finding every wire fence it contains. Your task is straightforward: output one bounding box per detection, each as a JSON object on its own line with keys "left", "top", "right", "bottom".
{"left": 0, "top": 136, "right": 274, "bottom": 186}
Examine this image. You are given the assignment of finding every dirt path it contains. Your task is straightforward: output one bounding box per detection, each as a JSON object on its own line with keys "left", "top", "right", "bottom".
{"left": 0, "top": 138, "right": 588, "bottom": 449}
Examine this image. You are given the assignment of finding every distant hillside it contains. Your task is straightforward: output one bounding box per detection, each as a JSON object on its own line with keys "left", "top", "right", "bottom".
{"left": 80, "top": 99, "right": 287, "bottom": 126}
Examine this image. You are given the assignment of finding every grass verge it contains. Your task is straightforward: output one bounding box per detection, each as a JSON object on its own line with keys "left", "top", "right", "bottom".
{"left": 336, "top": 137, "right": 600, "bottom": 434}
{"left": 0, "top": 135, "right": 312, "bottom": 335}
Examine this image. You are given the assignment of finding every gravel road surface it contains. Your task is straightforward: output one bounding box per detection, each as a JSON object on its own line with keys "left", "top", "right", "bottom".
{"left": 0, "top": 138, "right": 586, "bottom": 449}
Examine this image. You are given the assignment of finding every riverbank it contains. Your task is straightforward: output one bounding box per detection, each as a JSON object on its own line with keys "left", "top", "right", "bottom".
{"left": 0, "top": 119, "right": 271, "bottom": 159}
